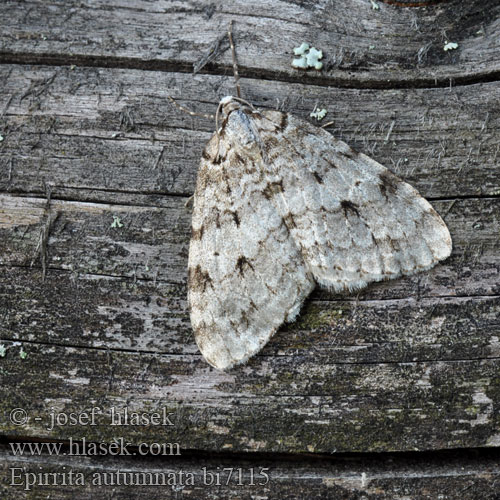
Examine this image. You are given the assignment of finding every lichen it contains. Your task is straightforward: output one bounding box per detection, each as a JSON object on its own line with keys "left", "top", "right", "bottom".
{"left": 111, "top": 216, "right": 124, "bottom": 228}
{"left": 310, "top": 107, "right": 328, "bottom": 121}
{"left": 443, "top": 41, "right": 458, "bottom": 51}
{"left": 292, "top": 43, "right": 323, "bottom": 70}
{"left": 292, "top": 304, "right": 345, "bottom": 330}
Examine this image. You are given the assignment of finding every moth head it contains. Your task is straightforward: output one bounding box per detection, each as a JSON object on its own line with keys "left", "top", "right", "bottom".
{"left": 220, "top": 95, "right": 241, "bottom": 115}
{"left": 215, "top": 96, "right": 256, "bottom": 135}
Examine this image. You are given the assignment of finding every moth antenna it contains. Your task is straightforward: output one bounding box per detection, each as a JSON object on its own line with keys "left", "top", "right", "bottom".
{"left": 228, "top": 20, "right": 242, "bottom": 99}
{"left": 215, "top": 100, "right": 224, "bottom": 135}
{"left": 184, "top": 194, "right": 194, "bottom": 208}
{"left": 212, "top": 98, "right": 228, "bottom": 163}
{"left": 168, "top": 96, "right": 214, "bottom": 120}
{"left": 230, "top": 96, "right": 255, "bottom": 110}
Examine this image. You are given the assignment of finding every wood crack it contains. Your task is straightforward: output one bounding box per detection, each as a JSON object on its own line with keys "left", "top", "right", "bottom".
{"left": 1, "top": 52, "right": 499, "bottom": 91}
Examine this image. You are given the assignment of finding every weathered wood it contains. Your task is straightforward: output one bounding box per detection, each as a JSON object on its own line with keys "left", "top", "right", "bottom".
{"left": 0, "top": 65, "right": 499, "bottom": 454}
{"left": 1, "top": 182, "right": 500, "bottom": 454}
{"left": 0, "top": 0, "right": 499, "bottom": 491}
{"left": 1, "top": 334, "right": 500, "bottom": 453}
{"left": 0, "top": 0, "right": 499, "bottom": 87}
{"left": 0, "top": 66, "right": 499, "bottom": 200}
{"left": 0, "top": 194, "right": 498, "bottom": 293}
{"left": 2, "top": 445, "right": 500, "bottom": 499}
{"left": 1, "top": 265, "right": 499, "bottom": 360}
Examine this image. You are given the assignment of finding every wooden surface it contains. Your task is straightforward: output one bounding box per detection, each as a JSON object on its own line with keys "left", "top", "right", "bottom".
{"left": 0, "top": 0, "right": 499, "bottom": 497}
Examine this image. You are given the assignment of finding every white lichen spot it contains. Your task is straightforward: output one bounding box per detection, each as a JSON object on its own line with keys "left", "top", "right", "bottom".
{"left": 291, "top": 57, "right": 308, "bottom": 69}
{"left": 293, "top": 42, "right": 310, "bottom": 56}
{"left": 369, "top": 45, "right": 375, "bottom": 50}
{"left": 111, "top": 216, "right": 123, "bottom": 228}
{"left": 0, "top": 134, "right": 4, "bottom": 142}
{"left": 0, "top": 345, "right": 6, "bottom": 357}
{"left": 443, "top": 41, "right": 458, "bottom": 51}
{"left": 310, "top": 107, "right": 328, "bottom": 121}
{"left": 370, "top": 0, "right": 380, "bottom": 10}
{"left": 361, "top": 472, "right": 367, "bottom": 487}
{"left": 19, "top": 348, "right": 27, "bottom": 360}
{"left": 292, "top": 44, "right": 323, "bottom": 70}
{"left": 307, "top": 48, "right": 323, "bottom": 70}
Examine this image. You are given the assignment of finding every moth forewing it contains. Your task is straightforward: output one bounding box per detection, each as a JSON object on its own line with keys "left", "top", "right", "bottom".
{"left": 187, "top": 98, "right": 452, "bottom": 370}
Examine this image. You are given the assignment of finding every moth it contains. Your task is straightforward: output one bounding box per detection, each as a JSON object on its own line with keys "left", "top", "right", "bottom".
{"left": 184, "top": 24, "right": 452, "bottom": 371}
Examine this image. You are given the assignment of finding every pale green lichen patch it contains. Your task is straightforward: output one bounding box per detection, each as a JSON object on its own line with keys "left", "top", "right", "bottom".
{"left": 293, "top": 42, "right": 310, "bottom": 56}
{"left": 19, "top": 347, "right": 27, "bottom": 360}
{"left": 444, "top": 41, "right": 458, "bottom": 51}
{"left": 310, "top": 107, "right": 328, "bottom": 121}
{"left": 292, "top": 303, "right": 345, "bottom": 330}
{"left": 0, "top": 345, "right": 6, "bottom": 357}
{"left": 292, "top": 44, "right": 323, "bottom": 70}
{"left": 111, "top": 215, "right": 124, "bottom": 228}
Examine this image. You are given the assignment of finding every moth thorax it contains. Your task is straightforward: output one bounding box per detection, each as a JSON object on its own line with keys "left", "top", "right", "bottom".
{"left": 226, "top": 110, "right": 259, "bottom": 147}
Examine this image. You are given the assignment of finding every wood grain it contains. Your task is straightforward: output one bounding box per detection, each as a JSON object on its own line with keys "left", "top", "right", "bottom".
{"left": 0, "top": 0, "right": 499, "bottom": 87}
{"left": 0, "top": 0, "right": 499, "bottom": 496}
{"left": 0, "top": 194, "right": 498, "bottom": 292}
{"left": 1, "top": 335, "right": 500, "bottom": 453}
{"left": 0, "top": 66, "right": 499, "bottom": 200}
{"left": 1, "top": 445, "right": 499, "bottom": 499}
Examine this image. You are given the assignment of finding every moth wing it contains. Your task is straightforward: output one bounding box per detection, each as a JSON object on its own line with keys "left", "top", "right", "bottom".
{"left": 188, "top": 135, "right": 315, "bottom": 371}
{"left": 258, "top": 110, "right": 452, "bottom": 292}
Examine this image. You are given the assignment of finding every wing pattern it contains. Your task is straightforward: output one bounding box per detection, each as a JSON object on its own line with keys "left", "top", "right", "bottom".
{"left": 188, "top": 98, "right": 452, "bottom": 370}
